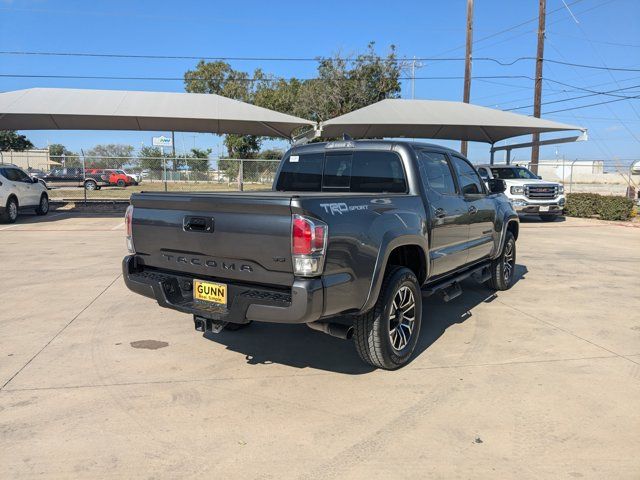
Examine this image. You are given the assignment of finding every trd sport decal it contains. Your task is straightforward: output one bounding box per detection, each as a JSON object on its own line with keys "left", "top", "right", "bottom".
{"left": 319, "top": 202, "right": 370, "bottom": 215}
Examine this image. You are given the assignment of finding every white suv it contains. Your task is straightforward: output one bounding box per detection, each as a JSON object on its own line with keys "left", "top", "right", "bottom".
{"left": 477, "top": 164, "right": 565, "bottom": 222}
{"left": 0, "top": 164, "right": 50, "bottom": 223}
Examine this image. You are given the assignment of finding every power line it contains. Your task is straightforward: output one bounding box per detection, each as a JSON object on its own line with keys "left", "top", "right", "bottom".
{"left": 543, "top": 95, "right": 640, "bottom": 114}
{"left": 459, "top": 0, "right": 619, "bottom": 57}
{"left": 504, "top": 84, "right": 640, "bottom": 111}
{"left": 4, "top": 73, "right": 638, "bottom": 101}
{"left": 541, "top": 58, "right": 640, "bottom": 72}
{"left": 2, "top": 50, "right": 640, "bottom": 72}
{"left": 429, "top": 0, "right": 587, "bottom": 57}
{"left": 485, "top": 74, "right": 640, "bottom": 108}
{"left": 547, "top": 32, "right": 640, "bottom": 48}
{"left": 0, "top": 73, "right": 536, "bottom": 82}
{"left": 545, "top": 31, "right": 640, "bottom": 144}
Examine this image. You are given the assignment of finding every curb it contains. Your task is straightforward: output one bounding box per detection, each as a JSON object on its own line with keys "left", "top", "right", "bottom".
{"left": 50, "top": 200, "right": 129, "bottom": 214}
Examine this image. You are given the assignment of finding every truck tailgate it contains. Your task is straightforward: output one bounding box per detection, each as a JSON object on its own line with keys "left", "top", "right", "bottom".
{"left": 130, "top": 192, "right": 295, "bottom": 287}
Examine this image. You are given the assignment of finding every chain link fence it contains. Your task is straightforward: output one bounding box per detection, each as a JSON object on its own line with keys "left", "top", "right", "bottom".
{"left": 17, "top": 156, "right": 281, "bottom": 201}
{"left": 2, "top": 151, "right": 638, "bottom": 201}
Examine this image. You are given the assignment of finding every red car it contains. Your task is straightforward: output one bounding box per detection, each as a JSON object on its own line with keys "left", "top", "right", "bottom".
{"left": 105, "top": 169, "right": 137, "bottom": 187}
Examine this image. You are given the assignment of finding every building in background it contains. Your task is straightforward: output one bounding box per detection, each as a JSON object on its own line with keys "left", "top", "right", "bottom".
{"left": 0, "top": 149, "right": 60, "bottom": 171}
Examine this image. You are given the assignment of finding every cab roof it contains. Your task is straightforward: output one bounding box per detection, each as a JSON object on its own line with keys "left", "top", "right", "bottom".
{"left": 289, "top": 139, "right": 462, "bottom": 156}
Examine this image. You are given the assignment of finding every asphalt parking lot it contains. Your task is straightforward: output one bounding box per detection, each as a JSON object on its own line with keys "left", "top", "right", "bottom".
{"left": 1, "top": 212, "right": 639, "bottom": 478}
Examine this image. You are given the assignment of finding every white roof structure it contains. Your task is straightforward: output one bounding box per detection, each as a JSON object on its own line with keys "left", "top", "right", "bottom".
{"left": 319, "top": 98, "right": 584, "bottom": 143}
{"left": 0, "top": 89, "right": 585, "bottom": 145}
{"left": 0, "top": 88, "right": 315, "bottom": 138}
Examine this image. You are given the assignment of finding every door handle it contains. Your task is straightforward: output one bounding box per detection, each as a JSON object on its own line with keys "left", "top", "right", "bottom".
{"left": 434, "top": 207, "right": 447, "bottom": 219}
{"left": 468, "top": 205, "right": 478, "bottom": 214}
{"left": 183, "top": 216, "right": 214, "bottom": 232}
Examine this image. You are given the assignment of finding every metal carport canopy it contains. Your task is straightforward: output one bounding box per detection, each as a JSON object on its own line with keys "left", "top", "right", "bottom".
{"left": 318, "top": 98, "right": 584, "bottom": 143}
{"left": 0, "top": 88, "right": 315, "bottom": 138}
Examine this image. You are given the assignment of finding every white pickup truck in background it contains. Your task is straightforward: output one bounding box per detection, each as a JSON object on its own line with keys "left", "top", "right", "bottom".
{"left": 477, "top": 164, "right": 565, "bottom": 222}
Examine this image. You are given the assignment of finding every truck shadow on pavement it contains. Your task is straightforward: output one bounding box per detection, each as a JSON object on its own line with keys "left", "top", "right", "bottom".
{"left": 10, "top": 209, "right": 125, "bottom": 224}
{"left": 412, "top": 264, "right": 528, "bottom": 364}
{"left": 519, "top": 215, "right": 566, "bottom": 223}
{"left": 203, "top": 264, "right": 528, "bottom": 374}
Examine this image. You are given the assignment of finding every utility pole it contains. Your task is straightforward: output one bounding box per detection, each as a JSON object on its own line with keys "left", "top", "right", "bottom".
{"left": 460, "top": 0, "right": 474, "bottom": 157}
{"left": 411, "top": 58, "right": 416, "bottom": 99}
{"left": 410, "top": 56, "right": 423, "bottom": 99}
{"left": 530, "top": 0, "right": 546, "bottom": 174}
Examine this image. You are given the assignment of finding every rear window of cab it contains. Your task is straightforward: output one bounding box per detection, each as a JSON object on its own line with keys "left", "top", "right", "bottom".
{"left": 275, "top": 151, "right": 407, "bottom": 193}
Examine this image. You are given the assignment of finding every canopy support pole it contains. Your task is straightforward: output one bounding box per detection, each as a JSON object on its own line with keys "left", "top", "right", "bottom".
{"left": 490, "top": 132, "right": 586, "bottom": 165}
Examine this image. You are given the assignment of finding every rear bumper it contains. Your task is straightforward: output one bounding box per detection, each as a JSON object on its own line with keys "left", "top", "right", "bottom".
{"left": 122, "top": 255, "right": 323, "bottom": 324}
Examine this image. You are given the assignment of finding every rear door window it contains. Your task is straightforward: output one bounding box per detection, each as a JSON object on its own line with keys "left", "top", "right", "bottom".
{"left": 417, "top": 151, "right": 457, "bottom": 195}
{"left": 450, "top": 156, "right": 485, "bottom": 195}
{"left": 350, "top": 151, "right": 406, "bottom": 193}
{"left": 12, "top": 168, "right": 31, "bottom": 182}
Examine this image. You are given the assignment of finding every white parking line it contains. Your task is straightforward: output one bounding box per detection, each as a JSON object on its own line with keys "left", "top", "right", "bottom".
{"left": 0, "top": 211, "right": 67, "bottom": 230}
{"left": 110, "top": 222, "right": 125, "bottom": 230}
{"left": 0, "top": 223, "right": 20, "bottom": 231}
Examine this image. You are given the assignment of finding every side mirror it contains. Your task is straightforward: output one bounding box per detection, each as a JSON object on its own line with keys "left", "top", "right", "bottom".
{"left": 537, "top": 175, "right": 542, "bottom": 179}
{"left": 32, "top": 177, "right": 40, "bottom": 184}
{"left": 487, "top": 178, "right": 506, "bottom": 194}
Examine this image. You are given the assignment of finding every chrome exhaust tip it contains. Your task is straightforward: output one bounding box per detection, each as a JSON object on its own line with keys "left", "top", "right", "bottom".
{"left": 307, "top": 322, "right": 354, "bottom": 340}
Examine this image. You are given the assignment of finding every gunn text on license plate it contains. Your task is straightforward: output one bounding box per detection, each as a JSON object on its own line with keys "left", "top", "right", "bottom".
{"left": 193, "top": 280, "right": 227, "bottom": 305}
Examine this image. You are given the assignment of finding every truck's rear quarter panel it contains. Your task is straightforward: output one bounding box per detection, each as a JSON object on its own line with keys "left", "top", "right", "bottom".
{"left": 294, "top": 194, "right": 427, "bottom": 316}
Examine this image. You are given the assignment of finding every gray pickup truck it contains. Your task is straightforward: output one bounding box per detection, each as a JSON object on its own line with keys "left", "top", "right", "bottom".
{"left": 123, "top": 140, "right": 519, "bottom": 369}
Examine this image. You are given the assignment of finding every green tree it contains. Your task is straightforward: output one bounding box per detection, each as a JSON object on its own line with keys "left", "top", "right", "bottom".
{"left": 257, "top": 148, "right": 284, "bottom": 160}
{"left": 138, "top": 146, "right": 165, "bottom": 176}
{"left": 185, "top": 148, "right": 211, "bottom": 174}
{"left": 85, "top": 144, "right": 135, "bottom": 168}
{"left": 0, "top": 130, "right": 34, "bottom": 151}
{"left": 184, "top": 61, "right": 267, "bottom": 158}
{"left": 48, "top": 143, "right": 81, "bottom": 167}
{"left": 294, "top": 42, "right": 403, "bottom": 123}
{"left": 183, "top": 42, "right": 404, "bottom": 151}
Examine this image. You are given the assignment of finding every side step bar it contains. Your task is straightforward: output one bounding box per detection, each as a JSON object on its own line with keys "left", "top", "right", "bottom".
{"left": 422, "top": 262, "right": 492, "bottom": 302}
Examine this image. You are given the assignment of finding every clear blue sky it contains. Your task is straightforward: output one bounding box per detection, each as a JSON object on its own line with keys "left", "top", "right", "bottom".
{"left": 1, "top": 0, "right": 639, "bottom": 164}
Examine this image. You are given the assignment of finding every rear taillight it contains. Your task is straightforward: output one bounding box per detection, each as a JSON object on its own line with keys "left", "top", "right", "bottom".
{"left": 125, "top": 205, "right": 135, "bottom": 253}
{"left": 291, "top": 214, "right": 327, "bottom": 276}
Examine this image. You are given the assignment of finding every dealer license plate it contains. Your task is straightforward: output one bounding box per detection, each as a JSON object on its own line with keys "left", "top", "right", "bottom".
{"left": 193, "top": 280, "right": 227, "bottom": 305}
{"left": 539, "top": 206, "right": 550, "bottom": 212}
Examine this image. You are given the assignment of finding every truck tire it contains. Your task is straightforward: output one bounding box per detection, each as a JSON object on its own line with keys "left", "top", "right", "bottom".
{"left": 116, "top": 179, "right": 126, "bottom": 187}
{"left": 35, "top": 193, "right": 49, "bottom": 215}
{"left": 489, "top": 231, "right": 516, "bottom": 291}
{"left": 84, "top": 179, "right": 97, "bottom": 191}
{"left": 1, "top": 196, "right": 19, "bottom": 223}
{"left": 353, "top": 266, "right": 422, "bottom": 370}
